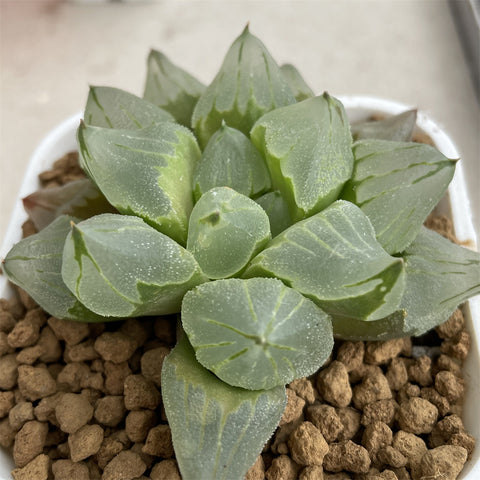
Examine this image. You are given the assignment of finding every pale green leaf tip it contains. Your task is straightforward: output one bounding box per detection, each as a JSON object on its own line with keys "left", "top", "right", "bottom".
{"left": 149, "top": 49, "right": 166, "bottom": 61}
{"left": 69, "top": 220, "right": 83, "bottom": 239}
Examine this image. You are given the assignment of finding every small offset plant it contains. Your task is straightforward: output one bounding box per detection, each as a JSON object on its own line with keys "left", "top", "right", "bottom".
{"left": 3, "top": 26, "right": 480, "bottom": 479}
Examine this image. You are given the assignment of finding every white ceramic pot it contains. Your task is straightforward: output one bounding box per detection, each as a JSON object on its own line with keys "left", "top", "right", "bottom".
{"left": 0, "top": 98, "right": 478, "bottom": 479}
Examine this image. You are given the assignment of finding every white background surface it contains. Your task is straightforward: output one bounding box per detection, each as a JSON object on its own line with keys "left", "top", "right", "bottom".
{"left": 1, "top": 0, "right": 479, "bottom": 243}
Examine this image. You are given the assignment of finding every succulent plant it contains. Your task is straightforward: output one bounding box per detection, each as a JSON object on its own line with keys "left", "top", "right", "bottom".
{"left": 3, "top": 26, "right": 480, "bottom": 480}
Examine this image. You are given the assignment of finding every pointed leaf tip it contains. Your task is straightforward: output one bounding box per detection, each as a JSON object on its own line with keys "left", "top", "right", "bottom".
{"left": 192, "top": 27, "right": 295, "bottom": 147}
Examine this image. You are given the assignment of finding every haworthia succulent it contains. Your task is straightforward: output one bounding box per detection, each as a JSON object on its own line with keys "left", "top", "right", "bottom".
{"left": 341, "top": 139, "right": 456, "bottom": 254}
{"left": 61, "top": 214, "right": 208, "bottom": 317}
{"left": 351, "top": 109, "right": 417, "bottom": 142}
{"left": 161, "top": 336, "right": 286, "bottom": 480}
{"left": 191, "top": 26, "right": 296, "bottom": 148}
{"left": 84, "top": 86, "right": 175, "bottom": 129}
{"left": 193, "top": 124, "right": 271, "bottom": 200}
{"left": 250, "top": 93, "right": 354, "bottom": 221}
{"left": 182, "top": 277, "right": 333, "bottom": 390}
{"left": 255, "top": 191, "right": 293, "bottom": 237}
{"left": 77, "top": 121, "right": 201, "bottom": 246}
{"left": 187, "top": 187, "right": 271, "bottom": 279}
{"left": 23, "top": 178, "right": 116, "bottom": 231}
{"left": 333, "top": 226, "right": 480, "bottom": 339}
{"left": 280, "top": 63, "right": 315, "bottom": 102}
{"left": 244, "top": 200, "right": 406, "bottom": 322}
{"left": 143, "top": 50, "right": 206, "bottom": 128}
{"left": 3, "top": 216, "right": 106, "bottom": 322}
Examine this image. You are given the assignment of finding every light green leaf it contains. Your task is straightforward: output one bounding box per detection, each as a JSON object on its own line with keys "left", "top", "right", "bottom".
{"left": 77, "top": 121, "right": 201, "bottom": 246}
{"left": 400, "top": 226, "right": 480, "bottom": 335}
{"left": 193, "top": 124, "right": 271, "bottom": 200}
{"left": 162, "top": 336, "right": 286, "bottom": 480}
{"left": 187, "top": 187, "right": 271, "bottom": 279}
{"left": 182, "top": 277, "right": 333, "bottom": 390}
{"left": 3, "top": 216, "right": 106, "bottom": 322}
{"left": 280, "top": 64, "right": 314, "bottom": 101}
{"left": 341, "top": 139, "right": 456, "bottom": 254}
{"left": 250, "top": 93, "right": 354, "bottom": 221}
{"left": 23, "top": 178, "right": 116, "bottom": 231}
{"left": 244, "top": 200, "right": 405, "bottom": 322}
{"left": 332, "top": 227, "right": 480, "bottom": 339}
{"left": 351, "top": 110, "right": 417, "bottom": 142}
{"left": 84, "top": 86, "right": 175, "bottom": 129}
{"left": 255, "top": 191, "right": 293, "bottom": 237}
{"left": 143, "top": 50, "right": 206, "bottom": 128}
{"left": 192, "top": 26, "right": 296, "bottom": 148}
{"left": 61, "top": 214, "right": 208, "bottom": 317}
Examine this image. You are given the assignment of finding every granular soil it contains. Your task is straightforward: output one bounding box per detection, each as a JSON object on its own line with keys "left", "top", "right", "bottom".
{"left": 0, "top": 152, "right": 475, "bottom": 479}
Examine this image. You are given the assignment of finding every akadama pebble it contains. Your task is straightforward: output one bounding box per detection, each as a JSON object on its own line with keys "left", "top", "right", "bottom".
{"left": 306, "top": 404, "right": 343, "bottom": 443}
{"left": 52, "top": 459, "right": 90, "bottom": 480}
{"left": 288, "top": 421, "right": 328, "bottom": 466}
{"left": 323, "top": 441, "right": 371, "bottom": 473}
{"left": 419, "top": 445, "right": 467, "bottom": 480}
{"left": 317, "top": 361, "right": 352, "bottom": 408}
{"left": 150, "top": 459, "right": 182, "bottom": 480}
{"left": 13, "top": 420, "right": 48, "bottom": 468}
{"left": 68, "top": 424, "right": 104, "bottom": 462}
{"left": 396, "top": 397, "right": 438, "bottom": 435}
{"left": 55, "top": 393, "right": 93, "bottom": 434}
{"left": 102, "top": 450, "right": 147, "bottom": 480}
{"left": 11, "top": 453, "right": 49, "bottom": 480}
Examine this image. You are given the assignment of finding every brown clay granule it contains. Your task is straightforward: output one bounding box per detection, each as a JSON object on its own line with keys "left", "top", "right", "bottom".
{"left": 11, "top": 453, "right": 49, "bottom": 480}
{"left": 0, "top": 152, "right": 475, "bottom": 479}
{"left": 287, "top": 421, "right": 328, "bottom": 466}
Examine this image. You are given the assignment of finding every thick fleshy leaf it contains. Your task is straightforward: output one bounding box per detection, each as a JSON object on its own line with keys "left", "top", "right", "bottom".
{"left": 187, "top": 187, "right": 271, "bottom": 279}
{"left": 78, "top": 122, "right": 200, "bottom": 245}
{"left": 400, "top": 226, "right": 480, "bottom": 335}
{"left": 255, "top": 191, "right": 293, "bottom": 237}
{"left": 250, "top": 93, "right": 354, "bottom": 221}
{"left": 341, "top": 139, "right": 456, "bottom": 254}
{"left": 182, "top": 277, "right": 333, "bottom": 390}
{"left": 61, "top": 214, "right": 208, "bottom": 317}
{"left": 280, "top": 64, "right": 314, "bottom": 101}
{"left": 244, "top": 200, "right": 406, "bottom": 321}
{"left": 162, "top": 336, "right": 286, "bottom": 480}
{"left": 23, "top": 179, "right": 115, "bottom": 231}
{"left": 193, "top": 124, "right": 271, "bottom": 200}
{"left": 143, "top": 50, "right": 206, "bottom": 127}
{"left": 351, "top": 110, "right": 417, "bottom": 142}
{"left": 3, "top": 216, "right": 106, "bottom": 322}
{"left": 84, "top": 86, "right": 174, "bottom": 129}
{"left": 332, "top": 227, "right": 480, "bottom": 340}
{"left": 191, "top": 26, "right": 296, "bottom": 148}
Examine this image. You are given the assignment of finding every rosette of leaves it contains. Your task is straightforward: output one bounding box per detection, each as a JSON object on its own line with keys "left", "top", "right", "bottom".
{"left": 3, "top": 26, "right": 480, "bottom": 480}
